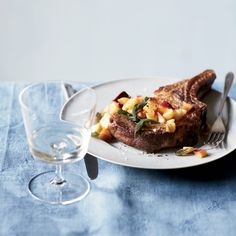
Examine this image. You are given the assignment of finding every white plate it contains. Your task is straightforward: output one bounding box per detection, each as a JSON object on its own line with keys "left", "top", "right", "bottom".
{"left": 72, "top": 77, "right": 236, "bottom": 169}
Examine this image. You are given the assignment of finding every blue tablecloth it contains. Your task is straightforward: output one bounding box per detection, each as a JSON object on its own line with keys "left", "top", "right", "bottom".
{"left": 0, "top": 81, "right": 236, "bottom": 236}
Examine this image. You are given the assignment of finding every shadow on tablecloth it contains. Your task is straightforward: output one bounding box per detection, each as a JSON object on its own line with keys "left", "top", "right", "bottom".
{"left": 120, "top": 149, "right": 236, "bottom": 183}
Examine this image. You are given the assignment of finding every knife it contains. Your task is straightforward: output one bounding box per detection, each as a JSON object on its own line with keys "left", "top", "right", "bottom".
{"left": 62, "top": 83, "right": 98, "bottom": 180}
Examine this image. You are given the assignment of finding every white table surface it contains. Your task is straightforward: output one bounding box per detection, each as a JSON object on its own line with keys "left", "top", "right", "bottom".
{"left": 0, "top": 0, "right": 235, "bottom": 83}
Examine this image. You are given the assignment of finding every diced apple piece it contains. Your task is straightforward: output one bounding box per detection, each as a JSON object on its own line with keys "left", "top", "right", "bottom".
{"left": 174, "top": 109, "right": 187, "bottom": 121}
{"left": 194, "top": 149, "right": 208, "bottom": 158}
{"left": 117, "top": 97, "right": 130, "bottom": 105}
{"left": 91, "top": 123, "right": 102, "bottom": 134}
{"left": 100, "top": 113, "right": 110, "bottom": 129}
{"left": 122, "top": 97, "right": 139, "bottom": 113}
{"left": 108, "top": 101, "right": 120, "bottom": 115}
{"left": 98, "top": 128, "right": 113, "bottom": 142}
{"left": 163, "top": 109, "right": 174, "bottom": 120}
{"left": 166, "top": 119, "right": 176, "bottom": 133}
{"left": 182, "top": 102, "right": 193, "bottom": 111}
{"left": 157, "top": 112, "right": 166, "bottom": 124}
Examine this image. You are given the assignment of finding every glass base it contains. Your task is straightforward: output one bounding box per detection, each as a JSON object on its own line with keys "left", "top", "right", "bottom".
{"left": 28, "top": 171, "right": 90, "bottom": 205}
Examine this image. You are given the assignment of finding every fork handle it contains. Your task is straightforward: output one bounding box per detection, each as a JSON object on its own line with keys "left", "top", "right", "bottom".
{"left": 218, "top": 72, "right": 234, "bottom": 116}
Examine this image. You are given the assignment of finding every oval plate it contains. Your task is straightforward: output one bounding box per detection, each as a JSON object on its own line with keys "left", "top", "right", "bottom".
{"left": 87, "top": 77, "right": 236, "bottom": 169}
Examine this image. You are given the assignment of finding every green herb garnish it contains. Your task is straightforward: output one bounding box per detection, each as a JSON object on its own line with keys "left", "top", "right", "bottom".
{"left": 134, "top": 119, "right": 159, "bottom": 136}
{"left": 117, "top": 97, "right": 158, "bottom": 135}
{"left": 118, "top": 109, "right": 130, "bottom": 116}
{"left": 96, "top": 112, "right": 102, "bottom": 122}
{"left": 118, "top": 97, "right": 149, "bottom": 122}
{"left": 132, "top": 97, "right": 149, "bottom": 115}
{"left": 91, "top": 131, "right": 99, "bottom": 137}
{"left": 131, "top": 98, "right": 148, "bottom": 122}
{"left": 175, "top": 147, "right": 196, "bottom": 156}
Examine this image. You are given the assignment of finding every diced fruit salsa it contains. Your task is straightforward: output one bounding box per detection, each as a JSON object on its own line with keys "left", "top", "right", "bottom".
{"left": 91, "top": 91, "right": 208, "bottom": 158}
{"left": 176, "top": 147, "right": 208, "bottom": 158}
{"left": 92, "top": 91, "right": 193, "bottom": 139}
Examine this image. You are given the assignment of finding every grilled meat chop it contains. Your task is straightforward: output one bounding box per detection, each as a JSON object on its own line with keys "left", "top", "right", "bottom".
{"left": 109, "top": 70, "right": 216, "bottom": 153}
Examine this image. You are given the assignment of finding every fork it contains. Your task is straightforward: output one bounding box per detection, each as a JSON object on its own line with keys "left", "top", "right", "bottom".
{"left": 206, "top": 72, "right": 234, "bottom": 147}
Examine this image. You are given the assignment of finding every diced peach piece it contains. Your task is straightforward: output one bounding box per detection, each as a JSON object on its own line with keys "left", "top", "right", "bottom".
{"left": 160, "top": 101, "right": 173, "bottom": 108}
{"left": 143, "top": 101, "right": 158, "bottom": 113}
{"left": 113, "top": 91, "right": 130, "bottom": 102}
{"left": 122, "top": 97, "right": 139, "bottom": 113}
{"left": 137, "top": 111, "right": 146, "bottom": 119}
{"left": 158, "top": 105, "right": 169, "bottom": 114}
{"left": 98, "top": 128, "right": 113, "bottom": 142}
{"left": 146, "top": 110, "right": 157, "bottom": 120}
{"left": 157, "top": 112, "right": 166, "bottom": 124}
{"left": 143, "top": 104, "right": 148, "bottom": 113}
{"left": 194, "top": 149, "right": 208, "bottom": 158}
{"left": 143, "top": 100, "right": 159, "bottom": 120}
{"left": 108, "top": 101, "right": 120, "bottom": 115}
{"left": 174, "top": 109, "right": 187, "bottom": 121}
{"left": 182, "top": 102, "right": 193, "bottom": 111}
{"left": 99, "top": 113, "right": 110, "bottom": 129}
{"left": 117, "top": 97, "right": 130, "bottom": 105}
{"left": 163, "top": 109, "right": 174, "bottom": 120}
{"left": 137, "top": 96, "right": 145, "bottom": 103}
{"left": 166, "top": 119, "right": 176, "bottom": 132}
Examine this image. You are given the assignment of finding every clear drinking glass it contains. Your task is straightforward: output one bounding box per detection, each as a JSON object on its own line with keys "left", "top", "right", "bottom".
{"left": 19, "top": 81, "right": 96, "bottom": 205}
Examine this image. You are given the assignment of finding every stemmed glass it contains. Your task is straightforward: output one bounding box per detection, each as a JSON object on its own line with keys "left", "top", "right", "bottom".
{"left": 19, "top": 81, "right": 96, "bottom": 205}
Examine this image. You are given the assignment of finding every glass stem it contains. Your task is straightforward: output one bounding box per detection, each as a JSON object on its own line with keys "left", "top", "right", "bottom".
{"left": 50, "top": 165, "right": 66, "bottom": 185}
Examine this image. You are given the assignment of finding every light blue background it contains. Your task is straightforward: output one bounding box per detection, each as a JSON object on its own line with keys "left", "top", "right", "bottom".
{"left": 0, "top": 0, "right": 236, "bottom": 82}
